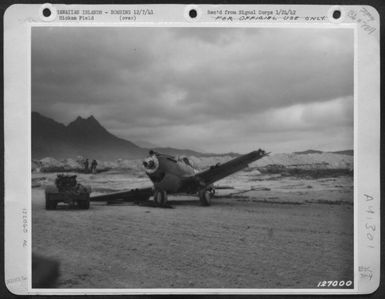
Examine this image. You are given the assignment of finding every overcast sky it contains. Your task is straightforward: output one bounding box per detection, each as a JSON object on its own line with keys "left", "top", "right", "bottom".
{"left": 32, "top": 27, "right": 353, "bottom": 154}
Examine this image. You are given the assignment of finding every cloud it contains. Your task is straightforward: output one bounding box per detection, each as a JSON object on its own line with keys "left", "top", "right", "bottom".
{"left": 32, "top": 27, "right": 354, "bottom": 153}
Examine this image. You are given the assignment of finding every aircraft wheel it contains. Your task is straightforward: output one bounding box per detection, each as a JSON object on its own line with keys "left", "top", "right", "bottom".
{"left": 199, "top": 189, "right": 212, "bottom": 206}
{"left": 154, "top": 190, "right": 168, "bottom": 206}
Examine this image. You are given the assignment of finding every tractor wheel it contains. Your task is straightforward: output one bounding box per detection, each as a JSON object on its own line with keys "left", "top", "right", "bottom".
{"left": 45, "top": 194, "right": 57, "bottom": 210}
{"left": 78, "top": 194, "right": 90, "bottom": 209}
{"left": 199, "top": 189, "right": 212, "bottom": 206}
{"left": 154, "top": 190, "right": 168, "bottom": 206}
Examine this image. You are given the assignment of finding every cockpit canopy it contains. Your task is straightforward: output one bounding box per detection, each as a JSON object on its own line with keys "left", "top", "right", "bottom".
{"left": 180, "top": 156, "right": 193, "bottom": 168}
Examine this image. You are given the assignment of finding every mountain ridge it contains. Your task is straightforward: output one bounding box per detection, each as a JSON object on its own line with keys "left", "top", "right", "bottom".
{"left": 32, "top": 112, "right": 353, "bottom": 160}
{"left": 32, "top": 112, "right": 238, "bottom": 160}
{"left": 32, "top": 112, "right": 144, "bottom": 160}
{"left": 294, "top": 149, "right": 353, "bottom": 156}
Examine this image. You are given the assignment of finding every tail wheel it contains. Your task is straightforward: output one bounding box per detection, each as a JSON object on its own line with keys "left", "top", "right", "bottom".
{"left": 199, "top": 189, "right": 212, "bottom": 206}
{"left": 154, "top": 190, "right": 168, "bottom": 206}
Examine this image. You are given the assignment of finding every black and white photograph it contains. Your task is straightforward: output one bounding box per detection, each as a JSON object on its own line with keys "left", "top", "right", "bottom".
{"left": 29, "top": 26, "right": 355, "bottom": 289}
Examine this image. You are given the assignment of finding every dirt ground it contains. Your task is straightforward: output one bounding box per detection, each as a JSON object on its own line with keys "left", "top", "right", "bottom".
{"left": 32, "top": 173, "right": 353, "bottom": 289}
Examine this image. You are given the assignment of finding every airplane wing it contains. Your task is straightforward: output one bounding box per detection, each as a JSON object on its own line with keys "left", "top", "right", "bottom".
{"left": 90, "top": 187, "right": 153, "bottom": 202}
{"left": 182, "top": 150, "right": 268, "bottom": 191}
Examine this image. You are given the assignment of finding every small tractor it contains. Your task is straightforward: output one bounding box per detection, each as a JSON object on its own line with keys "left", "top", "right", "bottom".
{"left": 45, "top": 174, "right": 91, "bottom": 210}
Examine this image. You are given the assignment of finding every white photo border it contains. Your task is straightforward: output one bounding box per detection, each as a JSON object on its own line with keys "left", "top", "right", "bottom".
{"left": 4, "top": 4, "right": 380, "bottom": 295}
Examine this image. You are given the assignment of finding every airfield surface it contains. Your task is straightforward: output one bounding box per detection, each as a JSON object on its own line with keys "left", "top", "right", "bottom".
{"left": 32, "top": 171, "right": 353, "bottom": 289}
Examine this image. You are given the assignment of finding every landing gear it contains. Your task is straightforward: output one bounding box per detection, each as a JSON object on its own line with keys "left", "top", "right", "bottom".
{"left": 153, "top": 190, "right": 168, "bottom": 207}
{"left": 199, "top": 189, "right": 213, "bottom": 206}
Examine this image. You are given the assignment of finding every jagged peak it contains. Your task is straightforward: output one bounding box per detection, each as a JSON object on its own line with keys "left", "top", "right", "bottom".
{"left": 69, "top": 115, "right": 100, "bottom": 126}
{"left": 66, "top": 114, "right": 111, "bottom": 138}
